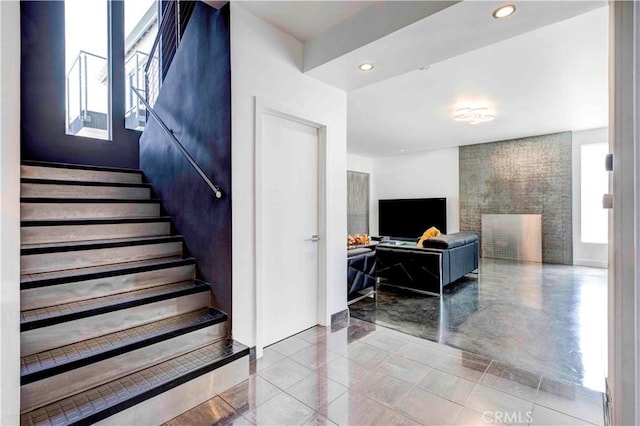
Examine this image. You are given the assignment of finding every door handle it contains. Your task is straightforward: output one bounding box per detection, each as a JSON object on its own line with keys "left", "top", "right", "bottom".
{"left": 305, "top": 234, "right": 319, "bottom": 242}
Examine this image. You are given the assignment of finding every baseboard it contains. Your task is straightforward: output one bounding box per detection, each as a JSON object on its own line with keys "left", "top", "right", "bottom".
{"left": 331, "top": 309, "right": 349, "bottom": 331}
{"left": 573, "top": 259, "right": 608, "bottom": 268}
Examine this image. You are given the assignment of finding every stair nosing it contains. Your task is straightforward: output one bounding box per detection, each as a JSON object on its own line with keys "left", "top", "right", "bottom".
{"left": 20, "top": 281, "right": 210, "bottom": 332}
{"left": 75, "top": 344, "right": 249, "bottom": 426}
{"left": 21, "top": 257, "right": 195, "bottom": 289}
{"left": 21, "top": 178, "right": 152, "bottom": 189}
{"left": 21, "top": 235, "right": 183, "bottom": 255}
{"left": 21, "top": 341, "right": 250, "bottom": 426}
{"left": 21, "top": 217, "right": 172, "bottom": 227}
{"left": 20, "top": 197, "right": 160, "bottom": 204}
{"left": 21, "top": 308, "right": 227, "bottom": 385}
{"left": 21, "top": 160, "right": 143, "bottom": 175}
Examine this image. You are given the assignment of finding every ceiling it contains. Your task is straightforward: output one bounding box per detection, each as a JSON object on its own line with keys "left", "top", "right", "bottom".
{"left": 236, "top": 1, "right": 609, "bottom": 158}
{"left": 237, "top": 1, "right": 375, "bottom": 42}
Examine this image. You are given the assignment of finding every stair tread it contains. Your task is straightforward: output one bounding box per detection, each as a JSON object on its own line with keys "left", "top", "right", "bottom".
{"left": 21, "top": 308, "right": 227, "bottom": 383}
{"left": 21, "top": 257, "right": 194, "bottom": 288}
{"left": 21, "top": 235, "right": 183, "bottom": 253}
{"left": 20, "top": 340, "right": 248, "bottom": 426}
{"left": 21, "top": 216, "right": 171, "bottom": 227}
{"left": 21, "top": 178, "right": 151, "bottom": 188}
{"left": 21, "top": 281, "right": 209, "bottom": 330}
{"left": 21, "top": 197, "right": 159, "bottom": 204}
{"left": 21, "top": 160, "right": 143, "bottom": 175}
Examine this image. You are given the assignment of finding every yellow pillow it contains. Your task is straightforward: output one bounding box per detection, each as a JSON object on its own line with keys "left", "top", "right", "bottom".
{"left": 417, "top": 226, "right": 441, "bottom": 247}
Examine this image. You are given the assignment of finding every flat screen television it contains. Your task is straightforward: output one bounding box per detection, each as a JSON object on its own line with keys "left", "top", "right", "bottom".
{"left": 378, "top": 198, "right": 447, "bottom": 239}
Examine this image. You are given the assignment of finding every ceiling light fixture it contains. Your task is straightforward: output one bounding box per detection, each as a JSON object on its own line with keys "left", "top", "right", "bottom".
{"left": 492, "top": 4, "right": 516, "bottom": 19}
{"left": 359, "top": 63, "right": 374, "bottom": 71}
{"left": 454, "top": 107, "right": 496, "bottom": 125}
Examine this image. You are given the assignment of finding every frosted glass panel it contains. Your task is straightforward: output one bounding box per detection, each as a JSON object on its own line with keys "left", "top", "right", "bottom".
{"left": 482, "top": 214, "right": 542, "bottom": 262}
{"left": 581, "top": 143, "right": 608, "bottom": 244}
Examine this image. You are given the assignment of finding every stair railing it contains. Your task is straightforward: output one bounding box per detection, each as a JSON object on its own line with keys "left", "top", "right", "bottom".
{"left": 130, "top": 86, "right": 223, "bottom": 198}
{"left": 144, "top": 1, "right": 195, "bottom": 108}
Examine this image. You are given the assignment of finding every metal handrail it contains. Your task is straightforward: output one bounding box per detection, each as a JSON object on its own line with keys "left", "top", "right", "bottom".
{"left": 130, "top": 86, "right": 223, "bottom": 199}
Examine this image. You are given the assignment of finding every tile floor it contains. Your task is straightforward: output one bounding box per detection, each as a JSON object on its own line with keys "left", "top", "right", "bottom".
{"left": 349, "top": 259, "right": 608, "bottom": 391}
{"left": 165, "top": 318, "right": 605, "bottom": 425}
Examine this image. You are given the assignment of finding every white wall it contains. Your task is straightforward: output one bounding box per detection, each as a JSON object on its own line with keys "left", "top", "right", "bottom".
{"left": 231, "top": 4, "right": 347, "bottom": 348}
{"left": 0, "top": 1, "right": 21, "bottom": 423}
{"left": 372, "top": 147, "right": 460, "bottom": 235}
{"left": 572, "top": 127, "right": 608, "bottom": 267}
{"left": 347, "top": 153, "right": 375, "bottom": 234}
{"left": 347, "top": 153, "right": 373, "bottom": 174}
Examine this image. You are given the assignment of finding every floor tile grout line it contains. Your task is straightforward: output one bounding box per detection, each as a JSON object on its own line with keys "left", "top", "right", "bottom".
{"left": 529, "top": 403, "right": 600, "bottom": 426}
{"left": 267, "top": 321, "right": 604, "bottom": 424}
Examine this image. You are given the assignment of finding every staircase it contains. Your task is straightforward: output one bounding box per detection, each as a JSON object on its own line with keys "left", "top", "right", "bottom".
{"left": 19, "top": 160, "right": 248, "bottom": 425}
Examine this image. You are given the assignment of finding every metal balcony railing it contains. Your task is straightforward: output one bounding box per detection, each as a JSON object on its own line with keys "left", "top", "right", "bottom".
{"left": 125, "top": 51, "right": 150, "bottom": 131}
{"left": 65, "top": 51, "right": 109, "bottom": 139}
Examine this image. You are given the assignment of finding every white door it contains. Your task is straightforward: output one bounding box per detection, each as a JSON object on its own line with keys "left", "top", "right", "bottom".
{"left": 261, "top": 113, "right": 319, "bottom": 346}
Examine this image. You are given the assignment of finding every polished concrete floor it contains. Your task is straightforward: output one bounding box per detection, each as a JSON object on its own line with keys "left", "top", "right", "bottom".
{"left": 350, "top": 258, "right": 608, "bottom": 392}
{"left": 165, "top": 318, "right": 604, "bottom": 425}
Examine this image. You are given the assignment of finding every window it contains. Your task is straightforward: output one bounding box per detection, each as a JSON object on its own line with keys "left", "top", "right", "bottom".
{"left": 581, "top": 142, "right": 609, "bottom": 244}
{"left": 64, "top": 0, "right": 110, "bottom": 140}
{"left": 124, "top": 0, "right": 157, "bottom": 130}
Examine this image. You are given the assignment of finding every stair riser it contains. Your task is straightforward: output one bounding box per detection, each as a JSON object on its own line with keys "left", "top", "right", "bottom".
{"left": 21, "top": 292, "right": 210, "bottom": 356}
{"left": 21, "top": 165, "right": 142, "bottom": 184}
{"left": 21, "top": 202, "right": 160, "bottom": 220}
{"left": 21, "top": 323, "right": 227, "bottom": 413}
{"left": 21, "top": 183, "right": 150, "bottom": 200}
{"left": 21, "top": 264, "right": 195, "bottom": 311}
{"left": 21, "top": 242, "right": 183, "bottom": 274}
{"left": 21, "top": 222, "right": 171, "bottom": 245}
{"left": 95, "top": 356, "right": 248, "bottom": 426}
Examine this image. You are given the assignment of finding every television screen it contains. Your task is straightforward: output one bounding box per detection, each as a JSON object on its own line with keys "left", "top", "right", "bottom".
{"left": 378, "top": 198, "right": 447, "bottom": 239}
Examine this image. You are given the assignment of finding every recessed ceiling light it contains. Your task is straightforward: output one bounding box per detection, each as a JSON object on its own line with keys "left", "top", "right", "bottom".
{"left": 493, "top": 4, "right": 516, "bottom": 19}
{"left": 400, "top": 149, "right": 405, "bottom": 153}
{"left": 359, "top": 63, "right": 374, "bottom": 71}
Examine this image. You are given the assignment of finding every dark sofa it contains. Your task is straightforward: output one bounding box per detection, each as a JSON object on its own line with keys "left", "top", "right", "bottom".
{"left": 347, "top": 247, "right": 376, "bottom": 303}
{"left": 376, "top": 232, "right": 479, "bottom": 295}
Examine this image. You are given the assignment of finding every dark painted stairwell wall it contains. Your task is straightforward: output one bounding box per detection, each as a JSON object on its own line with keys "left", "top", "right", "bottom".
{"left": 139, "top": 3, "right": 233, "bottom": 319}
{"left": 20, "top": 1, "right": 140, "bottom": 168}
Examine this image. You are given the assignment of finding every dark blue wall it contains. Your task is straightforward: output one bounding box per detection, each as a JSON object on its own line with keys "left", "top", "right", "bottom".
{"left": 139, "top": 3, "right": 232, "bottom": 318}
{"left": 21, "top": 1, "right": 140, "bottom": 168}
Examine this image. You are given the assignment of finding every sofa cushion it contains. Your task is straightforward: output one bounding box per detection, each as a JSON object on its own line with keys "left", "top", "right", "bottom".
{"left": 422, "top": 232, "right": 478, "bottom": 249}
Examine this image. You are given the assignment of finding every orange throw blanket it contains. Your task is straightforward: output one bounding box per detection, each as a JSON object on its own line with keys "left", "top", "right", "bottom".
{"left": 416, "top": 226, "right": 441, "bottom": 247}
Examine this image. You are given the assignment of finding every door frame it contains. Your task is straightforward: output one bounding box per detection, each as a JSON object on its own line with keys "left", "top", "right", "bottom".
{"left": 254, "top": 96, "right": 328, "bottom": 357}
{"left": 608, "top": 1, "right": 639, "bottom": 425}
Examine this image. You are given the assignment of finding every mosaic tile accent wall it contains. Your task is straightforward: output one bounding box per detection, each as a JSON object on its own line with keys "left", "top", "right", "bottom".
{"left": 459, "top": 132, "right": 572, "bottom": 264}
